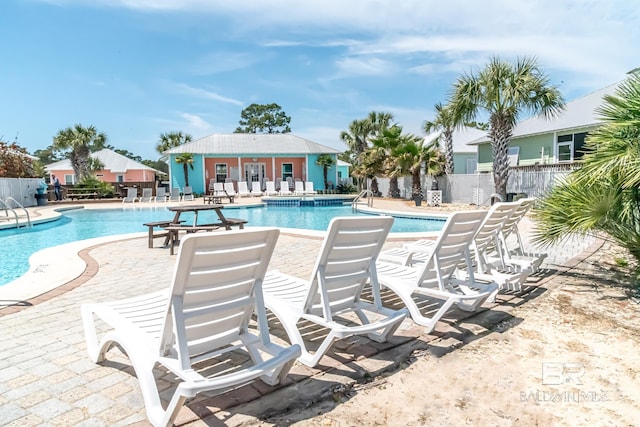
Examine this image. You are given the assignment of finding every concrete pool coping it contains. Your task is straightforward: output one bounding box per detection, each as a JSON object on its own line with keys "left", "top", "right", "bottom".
{"left": 0, "top": 198, "right": 447, "bottom": 303}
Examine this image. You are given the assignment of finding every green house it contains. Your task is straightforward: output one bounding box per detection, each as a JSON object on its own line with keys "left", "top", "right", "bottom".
{"left": 469, "top": 81, "right": 620, "bottom": 171}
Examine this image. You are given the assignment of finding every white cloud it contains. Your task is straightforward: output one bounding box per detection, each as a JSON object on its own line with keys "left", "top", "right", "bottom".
{"left": 190, "top": 51, "right": 262, "bottom": 75}
{"left": 334, "top": 57, "right": 395, "bottom": 77}
{"left": 170, "top": 82, "right": 243, "bottom": 106}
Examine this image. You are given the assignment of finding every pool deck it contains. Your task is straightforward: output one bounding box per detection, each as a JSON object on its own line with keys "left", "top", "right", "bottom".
{"left": 0, "top": 197, "right": 599, "bottom": 426}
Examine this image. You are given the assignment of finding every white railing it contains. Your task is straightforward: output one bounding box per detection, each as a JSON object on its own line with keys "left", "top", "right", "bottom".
{"left": 4, "top": 196, "right": 31, "bottom": 227}
{"left": 352, "top": 189, "right": 373, "bottom": 211}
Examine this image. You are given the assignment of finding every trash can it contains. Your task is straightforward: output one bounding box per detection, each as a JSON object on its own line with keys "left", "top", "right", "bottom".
{"left": 35, "top": 193, "right": 48, "bottom": 206}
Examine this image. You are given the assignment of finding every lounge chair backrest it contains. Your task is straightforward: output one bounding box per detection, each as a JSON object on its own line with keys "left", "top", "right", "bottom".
{"left": 212, "top": 182, "right": 224, "bottom": 194}
{"left": 237, "top": 181, "right": 249, "bottom": 195}
{"left": 169, "top": 187, "right": 180, "bottom": 201}
{"left": 294, "top": 181, "right": 305, "bottom": 193}
{"left": 161, "top": 229, "right": 281, "bottom": 368}
{"left": 471, "top": 202, "right": 519, "bottom": 272}
{"left": 156, "top": 187, "right": 166, "bottom": 200}
{"left": 303, "top": 216, "right": 394, "bottom": 318}
{"left": 305, "top": 182, "right": 315, "bottom": 193}
{"left": 224, "top": 182, "right": 236, "bottom": 195}
{"left": 416, "top": 210, "right": 487, "bottom": 291}
{"left": 251, "top": 181, "right": 262, "bottom": 193}
{"left": 501, "top": 197, "right": 535, "bottom": 240}
{"left": 141, "top": 188, "right": 152, "bottom": 201}
{"left": 123, "top": 187, "right": 138, "bottom": 202}
{"left": 265, "top": 181, "right": 276, "bottom": 194}
{"left": 279, "top": 180, "right": 288, "bottom": 190}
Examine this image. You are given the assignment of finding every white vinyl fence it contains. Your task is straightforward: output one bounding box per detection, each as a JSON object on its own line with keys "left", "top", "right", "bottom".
{"left": 0, "top": 178, "right": 45, "bottom": 207}
{"left": 371, "top": 170, "right": 572, "bottom": 206}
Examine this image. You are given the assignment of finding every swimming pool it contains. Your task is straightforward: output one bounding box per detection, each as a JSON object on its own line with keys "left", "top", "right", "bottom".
{"left": 0, "top": 205, "right": 445, "bottom": 285}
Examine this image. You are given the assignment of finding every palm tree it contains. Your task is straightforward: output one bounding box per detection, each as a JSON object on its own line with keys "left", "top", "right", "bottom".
{"left": 340, "top": 112, "right": 395, "bottom": 191}
{"left": 424, "top": 102, "right": 456, "bottom": 175}
{"left": 449, "top": 56, "right": 564, "bottom": 200}
{"left": 533, "top": 73, "right": 640, "bottom": 271}
{"left": 157, "top": 131, "right": 192, "bottom": 155}
{"left": 395, "top": 135, "right": 443, "bottom": 201}
{"left": 370, "top": 125, "right": 405, "bottom": 198}
{"left": 175, "top": 153, "right": 194, "bottom": 187}
{"left": 53, "top": 124, "right": 107, "bottom": 181}
{"left": 315, "top": 154, "right": 336, "bottom": 190}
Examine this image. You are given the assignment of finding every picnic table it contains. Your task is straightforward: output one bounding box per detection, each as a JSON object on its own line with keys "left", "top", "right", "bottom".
{"left": 66, "top": 187, "right": 102, "bottom": 200}
{"left": 161, "top": 204, "right": 248, "bottom": 254}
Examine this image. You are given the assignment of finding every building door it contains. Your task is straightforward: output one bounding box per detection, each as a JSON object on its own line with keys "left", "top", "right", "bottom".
{"left": 244, "top": 163, "right": 266, "bottom": 185}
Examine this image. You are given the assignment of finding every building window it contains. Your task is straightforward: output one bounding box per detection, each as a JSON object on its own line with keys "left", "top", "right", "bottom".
{"left": 556, "top": 132, "right": 587, "bottom": 162}
{"left": 215, "top": 164, "right": 227, "bottom": 182}
{"left": 116, "top": 174, "right": 124, "bottom": 183}
{"left": 64, "top": 174, "right": 75, "bottom": 185}
{"left": 282, "top": 163, "right": 293, "bottom": 180}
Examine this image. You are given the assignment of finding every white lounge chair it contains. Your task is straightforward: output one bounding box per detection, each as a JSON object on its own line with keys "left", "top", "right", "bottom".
{"left": 251, "top": 181, "right": 263, "bottom": 196}
{"left": 182, "top": 186, "right": 194, "bottom": 201}
{"left": 293, "top": 181, "right": 305, "bottom": 195}
{"left": 262, "top": 216, "right": 408, "bottom": 367}
{"left": 376, "top": 210, "right": 498, "bottom": 333}
{"left": 224, "top": 182, "right": 237, "bottom": 198}
{"left": 265, "top": 181, "right": 278, "bottom": 196}
{"left": 237, "top": 181, "right": 251, "bottom": 197}
{"left": 140, "top": 187, "right": 153, "bottom": 203}
{"left": 279, "top": 180, "right": 292, "bottom": 196}
{"left": 491, "top": 198, "right": 547, "bottom": 273}
{"left": 82, "top": 229, "right": 301, "bottom": 427}
{"left": 168, "top": 187, "right": 181, "bottom": 202}
{"left": 211, "top": 182, "right": 224, "bottom": 196}
{"left": 155, "top": 187, "right": 167, "bottom": 202}
{"left": 381, "top": 202, "right": 528, "bottom": 299}
{"left": 304, "top": 181, "right": 317, "bottom": 195}
{"left": 122, "top": 187, "right": 138, "bottom": 203}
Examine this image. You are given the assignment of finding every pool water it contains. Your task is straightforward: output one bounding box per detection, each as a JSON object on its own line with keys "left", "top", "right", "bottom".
{"left": 0, "top": 205, "right": 445, "bottom": 285}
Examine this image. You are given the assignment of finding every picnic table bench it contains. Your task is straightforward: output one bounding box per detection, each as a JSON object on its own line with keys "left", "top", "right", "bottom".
{"left": 67, "top": 188, "right": 102, "bottom": 200}
{"left": 142, "top": 220, "right": 185, "bottom": 248}
{"left": 204, "top": 191, "right": 234, "bottom": 204}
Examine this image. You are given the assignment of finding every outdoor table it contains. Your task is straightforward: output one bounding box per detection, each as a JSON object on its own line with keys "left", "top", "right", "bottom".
{"left": 163, "top": 204, "right": 248, "bottom": 254}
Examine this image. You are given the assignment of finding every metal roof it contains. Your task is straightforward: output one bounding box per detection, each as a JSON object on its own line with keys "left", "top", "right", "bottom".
{"left": 45, "top": 148, "right": 165, "bottom": 174}
{"left": 163, "top": 133, "right": 341, "bottom": 155}
{"left": 424, "top": 126, "right": 484, "bottom": 153}
{"left": 468, "top": 81, "right": 620, "bottom": 145}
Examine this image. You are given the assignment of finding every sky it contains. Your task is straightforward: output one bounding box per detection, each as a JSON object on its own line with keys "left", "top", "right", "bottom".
{"left": 1, "top": 0, "right": 639, "bottom": 161}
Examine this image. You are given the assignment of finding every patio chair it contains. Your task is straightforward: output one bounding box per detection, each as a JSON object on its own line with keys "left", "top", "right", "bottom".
{"left": 224, "top": 182, "right": 237, "bottom": 198}
{"left": 168, "top": 187, "right": 181, "bottom": 202}
{"left": 140, "top": 187, "right": 153, "bottom": 203}
{"left": 262, "top": 216, "right": 408, "bottom": 367}
{"left": 122, "top": 187, "right": 138, "bottom": 204}
{"left": 182, "top": 186, "right": 194, "bottom": 201}
{"left": 155, "top": 187, "right": 167, "bottom": 202}
{"left": 278, "top": 180, "right": 292, "bottom": 196}
{"left": 211, "top": 182, "right": 225, "bottom": 196}
{"left": 490, "top": 198, "right": 547, "bottom": 273}
{"left": 304, "top": 181, "right": 317, "bottom": 195}
{"left": 382, "top": 202, "right": 527, "bottom": 299}
{"left": 81, "top": 229, "right": 301, "bottom": 427}
{"left": 237, "top": 181, "right": 251, "bottom": 197}
{"left": 293, "top": 180, "right": 305, "bottom": 195}
{"left": 265, "top": 181, "right": 278, "bottom": 196}
{"left": 251, "top": 181, "right": 263, "bottom": 196}
{"left": 376, "top": 210, "right": 498, "bottom": 333}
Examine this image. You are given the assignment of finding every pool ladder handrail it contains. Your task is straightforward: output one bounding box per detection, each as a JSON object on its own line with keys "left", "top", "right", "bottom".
{"left": 352, "top": 189, "right": 373, "bottom": 212}
{"left": 1, "top": 197, "right": 32, "bottom": 228}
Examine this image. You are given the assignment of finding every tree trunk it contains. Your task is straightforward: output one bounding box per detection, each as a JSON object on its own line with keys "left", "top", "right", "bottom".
{"left": 323, "top": 167, "right": 328, "bottom": 190}
{"left": 412, "top": 169, "right": 422, "bottom": 198}
{"left": 183, "top": 164, "right": 190, "bottom": 186}
{"left": 443, "top": 129, "right": 454, "bottom": 175}
{"left": 489, "top": 114, "right": 513, "bottom": 201}
{"left": 388, "top": 176, "right": 401, "bottom": 198}
{"left": 370, "top": 177, "right": 380, "bottom": 197}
